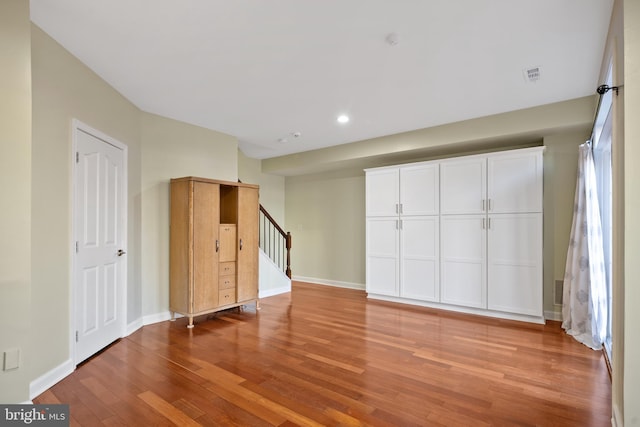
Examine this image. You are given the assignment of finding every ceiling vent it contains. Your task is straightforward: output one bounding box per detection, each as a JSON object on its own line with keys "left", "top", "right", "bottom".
{"left": 524, "top": 66, "right": 541, "bottom": 83}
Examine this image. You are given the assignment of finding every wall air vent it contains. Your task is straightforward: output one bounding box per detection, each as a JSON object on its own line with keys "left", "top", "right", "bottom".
{"left": 524, "top": 66, "right": 541, "bottom": 83}
{"left": 555, "top": 280, "right": 563, "bottom": 305}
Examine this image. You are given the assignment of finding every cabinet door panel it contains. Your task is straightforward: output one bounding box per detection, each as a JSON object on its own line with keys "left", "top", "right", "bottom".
{"left": 401, "top": 217, "right": 439, "bottom": 301}
{"left": 366, "top": 218, "right": 399, "bottom": 296}
{"left": 193, "top": 182, "right": 219, "bottom": 312}
{"left": 237, "top": 187, "right": 259, "bottom": 302}
{"left": 366, "top": 168, "right": 399, "bottom": 216}
{"left": 487, "top": 214, "right": 542, "bottom": 315}
{"left": 400, "top": 164, "right": 439, "bottom": 215}
{"left": 487, "top": 150, "right": 543, "bottom": 213}
{"left": 440, "top": 215, "right": 486, "bottom": 308}
{"left": 219, "top": 224, "right": 237, "bottom": 262}
{"left": 440, "top": 158, "right": 486, "bottom": 214}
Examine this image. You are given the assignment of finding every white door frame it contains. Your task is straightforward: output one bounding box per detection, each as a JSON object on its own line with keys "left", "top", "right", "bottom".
{"left": 70, "top": 119, "right": 128, "bottom": 365}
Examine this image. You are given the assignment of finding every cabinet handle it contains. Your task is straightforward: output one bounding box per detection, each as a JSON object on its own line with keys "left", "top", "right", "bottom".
{"left": 395, "top": 203, "right": 399, "bottom": 214}
{"left": 488, "top": 218, "right": 491, "bottom": 229}
{"left": 399, "top": 203, "right": 403, "bottom": 214}
{"left": 482, "top": 218, "right": 486, "bottom": 229}
{"left": 488, "top": 199, "right": 492, "bottom": 211}
{"left": 216, "top": 239, "right": 219, "bottom": 252}
{"left": 482, "top": 199, "right": 486, "bottom": 211}
{"left": 399, "top": 219, "right": 403, "bottom": 230}
{"left": 239, "top": 238, "right": 243, "bottom": 250}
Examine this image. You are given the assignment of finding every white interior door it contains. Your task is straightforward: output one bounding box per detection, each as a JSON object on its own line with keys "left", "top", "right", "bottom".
{"left": 74, "top": 123, "right": 127, "bottom": 364}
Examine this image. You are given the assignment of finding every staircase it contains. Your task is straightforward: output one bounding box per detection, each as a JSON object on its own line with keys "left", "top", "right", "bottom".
{"left": 258, "top": 204, "right": 292, "bottom": 297}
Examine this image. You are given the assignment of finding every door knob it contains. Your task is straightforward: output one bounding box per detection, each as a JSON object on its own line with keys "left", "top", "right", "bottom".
{"left": 117, "top": 249, "right": 126, "bottom": 256}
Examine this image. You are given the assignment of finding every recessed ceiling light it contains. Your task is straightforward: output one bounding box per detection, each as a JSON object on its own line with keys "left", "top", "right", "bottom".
{"left": 337, "top": 115, "right": 350, "bottom": 124}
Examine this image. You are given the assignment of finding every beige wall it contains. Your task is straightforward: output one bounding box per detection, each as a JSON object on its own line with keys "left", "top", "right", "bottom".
{"left": 622, "top": 0, "right": 640, "bottom": 424}
{"left": 542, "top": 131, "right": 586, "bottom": 315}
{"left": 0, "top": 0, "right": 32, "bottom": 403}
{"left": 140, "top": 113, "right": 238, "bottom": 317}
{"left": 27, "top": 23, "right": 242, "bottom": 399}
{"left": 265, "top": 97, "right": 594, "bottom": 176}
{"left": 238, "top": 150, "right": 285, "bottom": 226}
{"left": 282, "top": 115, "right": 588, "bottom": 318}
{"left": 285, "top": 170, "right": 365, "bottom": 286}
{"left": 30, "top": 24, "right": 142, "bottom": 386}
{"left": 603, "top": 1, "right": 626, "bottom": 422}
{"left": 26, "top": 22, "right": 242, "bottom": 397}
{"left": 2, "top": 1, "right": 635, "bottom": 419}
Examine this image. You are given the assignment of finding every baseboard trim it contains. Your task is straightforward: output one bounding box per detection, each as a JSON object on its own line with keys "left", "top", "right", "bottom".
{"left": 29, "top": 358, "right": 74, "bottom": 400}
{"left": 368, "top": 293, "right": 546, "bottom": 325}
{"left": 292, "top": 276, "right": 365, "bottom": 291}
{"left": 544, "top": 310, "right": 562, "bottom": 321}
{"left": 259, "top": 285, "right": 291, "bottom": 298}
{"left": 143, "top": 311, "right": 181, "bottom": 326}
{"left": 126, "top": 318, "right": 144, "bottom": 336}
{"left": 612, "top": 403, "right": 622, "bottom": 427}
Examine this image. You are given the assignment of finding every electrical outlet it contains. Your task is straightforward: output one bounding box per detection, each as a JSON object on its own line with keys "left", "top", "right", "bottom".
{"left": 3, "top": 348, "right": 20, "bottom": 371}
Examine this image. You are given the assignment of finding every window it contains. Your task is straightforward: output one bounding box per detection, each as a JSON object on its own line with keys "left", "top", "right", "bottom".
{"left": 592, "top": 62, "right": 613, "bottom": 361}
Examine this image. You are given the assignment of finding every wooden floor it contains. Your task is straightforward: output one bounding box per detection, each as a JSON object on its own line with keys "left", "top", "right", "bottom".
{"left": 34, "top": 282, "right": 611, "bottom": 426}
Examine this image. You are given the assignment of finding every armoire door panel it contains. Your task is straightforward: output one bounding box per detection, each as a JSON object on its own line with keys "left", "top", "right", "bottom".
{"left": 440, "top": 158, "right": 486, "bottom": 215}
{"left": 237, "top": 186, "right": 259, "bottom": 302}
{"left": 367, "top": 218, "right": 398, "bottom": 257}
{"left": 487, "top": 214, "right": 542, "bottom": 315}
{"left": 169, "top": 180, "right": 190, "bottom": 314}
{"left": 366, "top": 218, "right": 399, "bottom": 296}
{"left": 401, "top": 217, "right": 439, "bottom": 301}
{"left": 487, "top": 152, "right": 543, "bottom": 213}
{"left": 367, "top": 257, "right": 399, "bottom": 296}
{"left": 366, "top": 168, "right": 399, "bottom": 217}
{"left": 440, "top": 215, "right": 486, "bottom": 308}
{"left": 402, "top": 259, "right": 438, "bottom": 301}
{"left": 192, "top": 181, "right": 219, "bottom": 312}
{"left": 219, "top": 224, "right": 237, "bottom": 262}
{"left": 400, "top": 164, "right": 439, "bottom": 215}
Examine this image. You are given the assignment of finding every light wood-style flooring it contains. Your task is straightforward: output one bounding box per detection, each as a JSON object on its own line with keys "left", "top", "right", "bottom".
{"left": 34, "top": 282, "right": 611, "bottom": 426}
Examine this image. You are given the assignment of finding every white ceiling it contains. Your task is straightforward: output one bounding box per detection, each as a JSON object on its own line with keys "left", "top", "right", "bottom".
{"left": 30, "top": 0, "right": 613, "bottom": 159}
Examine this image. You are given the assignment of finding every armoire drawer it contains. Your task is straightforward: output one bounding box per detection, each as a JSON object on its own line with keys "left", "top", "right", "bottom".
{"left": 219, "top": 289, "right": 236, "bottom": 306}
{"left": 219, "top": 261, "right": 236, "bottom": 276}
{"left": 219, "top": 274, "right": 236, "bottom": 290}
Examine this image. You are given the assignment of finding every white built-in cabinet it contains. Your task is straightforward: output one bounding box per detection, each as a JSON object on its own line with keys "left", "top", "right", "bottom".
{"left": 366, "top": 163, "right": 440, "bottom": 302}
{"left": 365, "top": 146, "right": 544, "bottom": 323}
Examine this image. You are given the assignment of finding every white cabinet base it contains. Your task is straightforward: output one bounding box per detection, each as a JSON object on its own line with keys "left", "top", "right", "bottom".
{"left": 366, "top": 293, "right": 545, "bottom": 324}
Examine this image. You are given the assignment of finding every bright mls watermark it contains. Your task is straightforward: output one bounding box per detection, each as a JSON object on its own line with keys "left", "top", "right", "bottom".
{"left": 1, "top": 405, "right": 69, "bottom": 426}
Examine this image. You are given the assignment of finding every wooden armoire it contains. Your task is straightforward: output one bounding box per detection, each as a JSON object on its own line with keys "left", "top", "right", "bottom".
{"left": 169, "top": 177, "right": 259, "bottom": 328}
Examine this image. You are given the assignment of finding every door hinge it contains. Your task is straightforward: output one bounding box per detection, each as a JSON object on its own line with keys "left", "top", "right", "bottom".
{"left": 75, "top": 331, "right": 79, "bottom": 342}
{"left": 76, "top": 152, "right": 79, "bottom": 163}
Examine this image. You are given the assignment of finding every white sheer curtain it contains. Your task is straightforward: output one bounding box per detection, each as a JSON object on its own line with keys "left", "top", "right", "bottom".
{"left": 562, "top": 142, "right": 608, "bottom": 350}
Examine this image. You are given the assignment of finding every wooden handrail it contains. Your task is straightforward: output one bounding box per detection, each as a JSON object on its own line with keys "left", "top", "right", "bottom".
{"left": 259, "top": 205, "right": 286, "bottom": 237}
{"left": 259, "top": 204, "right": 292, "bottom": 278}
